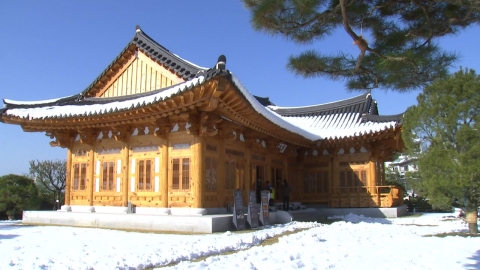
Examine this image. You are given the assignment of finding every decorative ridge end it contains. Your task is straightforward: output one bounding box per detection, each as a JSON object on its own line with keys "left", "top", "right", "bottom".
{"left": 216, "top": 55, "right": 226, "bottom": 70}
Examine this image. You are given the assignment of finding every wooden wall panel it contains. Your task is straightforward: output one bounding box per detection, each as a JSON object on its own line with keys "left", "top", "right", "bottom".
{"left": 101, "top": 52, "right": 183, "bottom": 98}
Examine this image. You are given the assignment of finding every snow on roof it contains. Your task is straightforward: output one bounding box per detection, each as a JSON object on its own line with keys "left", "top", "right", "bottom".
{"left": 279, "top": 113, "right": 399, "bottom": 140}
{"left": 3, "top": 72, "right": 399, "bottom": 142}
{"left": 230, "top": 74, "right": 322, "bottom": 141}
{"left": 3, "top": 94, "right": 78, "bottom": 106}
{"left": 172, "top": 53, "right": 209, "bottom": 70}
{"left": 5, "top": 77, "right": 205, "bottom": 120}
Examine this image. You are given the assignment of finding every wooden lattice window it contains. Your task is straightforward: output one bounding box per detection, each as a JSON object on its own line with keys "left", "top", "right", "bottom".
{"left": 101, "top": 161, "right": 116, "bottom": 191}
{"left": 323, "top": 171, "right": 329, "bottom": 193}
{"left": 316, "top": 172, "right": 323, "bottom": 193}
{"left": 309, "top": 172, "right": 316, "bottom": 193}
{"left": 205, "top": 157, "right": 218, "bottom": 191}
{"left": 138, "top": 159, "right": 154, "bottom": 191}
{"left": 340, "top": 171, "right": 346, "bottom": 193}
{"left": 318, "top": 171, "right": 329, "bottom": 193}
{"left": 347, "top": 171, "right": 353, "bottom": 188}
{"left": 303, "top": 172, "right": 309, "bottom": 193}
{"left": 172, "top": 158, "right": 190, "bottom": 190}
{"left": 225, "top": 162, "right": 235, "bottom": 190}
{"left": 73, "top": 163, "right": 87, "bottom": 191}
{"left": 361, "top": 171, "right": 367, "bottom": 186}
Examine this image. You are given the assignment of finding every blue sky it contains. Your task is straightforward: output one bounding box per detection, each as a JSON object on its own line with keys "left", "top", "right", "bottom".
{"left": 1, "top": 1, "right": 479, "bottom": 176}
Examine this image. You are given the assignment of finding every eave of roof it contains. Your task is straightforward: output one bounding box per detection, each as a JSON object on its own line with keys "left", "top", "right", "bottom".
{"left": 1, "top": 68, "right": 404, "bottom": 144}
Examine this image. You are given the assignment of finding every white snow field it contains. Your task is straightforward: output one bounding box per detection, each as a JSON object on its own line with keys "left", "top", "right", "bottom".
{"left": 1, "top": 213, "right": 479, "bottom": 270}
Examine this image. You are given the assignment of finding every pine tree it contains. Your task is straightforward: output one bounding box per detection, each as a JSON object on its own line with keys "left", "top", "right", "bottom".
{"left": 0, "top": 174, "right": 39, "bottom": 220}
{"left": 243, "top": 0, "right": 479, "bottom": 92}
{"left": 403, "top": 68, "right": 480, "bottom": 233}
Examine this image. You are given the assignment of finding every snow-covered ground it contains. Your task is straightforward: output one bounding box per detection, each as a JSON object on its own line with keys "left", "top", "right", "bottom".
{"left": 1, "top": 213, "right": 479, "bottom": 269}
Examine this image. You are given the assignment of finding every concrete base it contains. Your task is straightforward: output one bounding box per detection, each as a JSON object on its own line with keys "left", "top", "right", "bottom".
{"left": 21, "top": 205, "right": 407, "bottom": 233}
{"left": 21, "top": 209, "right": 287, "bottom": 233}
{"left": 312, "top": 205, "right": 408, "bottom": 218}
{"left": 23, "top": 211, "right": 233, "bottom": 233}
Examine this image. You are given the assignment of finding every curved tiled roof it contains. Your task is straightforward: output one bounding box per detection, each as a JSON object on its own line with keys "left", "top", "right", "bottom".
{"left": 268, "top": 93, "right": 402, "bottom": 139}
{"left": 1, "top": 68, "right": 403, "bottom": 141}
{"left": 270, "top": 93, "right": 377, "bottom": 117}
{"left": 132, "top": 30, "right": 206, "bottom": 79}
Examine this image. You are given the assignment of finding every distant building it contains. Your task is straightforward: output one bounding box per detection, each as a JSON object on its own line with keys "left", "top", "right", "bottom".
{"left": 385, "top": 155, "right": 418, "bottom": 195}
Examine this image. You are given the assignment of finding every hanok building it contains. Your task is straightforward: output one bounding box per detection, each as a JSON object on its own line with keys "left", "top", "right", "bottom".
{"left": 0, "top": 27, "right": 405, "bottom": 215}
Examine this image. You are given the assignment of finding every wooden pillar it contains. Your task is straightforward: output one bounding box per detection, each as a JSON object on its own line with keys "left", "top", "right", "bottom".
{"left": 161, "top": 139, "right": 169, "bottom": 208}
{"left": 329, "top": 153, "right": 336, "bottom": 203}
{"left": 65, "top": 148, "right": 72, "bottom": 206}
{"left": 244, "top": 139, "right": 252, "bottom": 204}
{"left": 380, "top": 162, "right": 386, "bottom": 186}
{"left": 369, "top": 153, "right": 378, "bottom": 206}
{"left": 121, "top": 142, "right": 130, "bottom": 207}
{"left": 331, "top": 152, "right": 339, "bottom": 191}
{"left": 218, "top": 138, "right": 226, "bottom": 206}
{"left": 88, "top": 148, "right": 95, "bottom": 206}
{"left": 283, "top": 159, "right": 288, "bottom": 200}
{"left": 266, "top": 153, "right": 272, "bottom": 187}
{"left": 193, "top": 136, "right": 204, "bottom": 208}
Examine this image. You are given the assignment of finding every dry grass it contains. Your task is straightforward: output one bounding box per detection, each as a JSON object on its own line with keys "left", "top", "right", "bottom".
{"left": 424, "top": 232, "right": 480, "bottom": 238}
{"left": 21, "top": 223, "right": 203, "bottom": 235}
{"left": 398, "top": 213, "right": 423, "bottom": 218}
{"left": 399, "top": 224, "right": 437, "bottom": 227}
{"left": 151, "top": 227, "right": 312, "bottom": 269}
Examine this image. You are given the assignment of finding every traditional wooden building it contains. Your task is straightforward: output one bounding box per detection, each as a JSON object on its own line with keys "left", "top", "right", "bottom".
{"left": 0, "top": 27, "right": 405, "bottom": 215}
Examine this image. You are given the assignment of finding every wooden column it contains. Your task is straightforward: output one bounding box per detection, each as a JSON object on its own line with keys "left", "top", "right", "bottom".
{"left": 121, "top": 142, "right": 130, "bottom": 207}
{"left": 369, "top": 160, "right": 377, "bottom": 186}
{"left": 329, "top": 153, "right": 337, "bottom": 205}
{"left": 380, "top": 162, "right": 386, "bottom": 186}
{"left": 218, "top": 138, "right": 226, "bottom": 206}
{"left": 369, "top": 152, "right": 378, "bottom": 205}
{"left": 65, "top": 148, "right": 72, "bottom": 206}
{"left": 193, "top": 136, "right": 205, "bottom": 208}
{"left": 244, "top": 138, "right": 252, "bottom": 204}
{"left": 88, "top": 148, "right": 95, "bottom": 206}
{"left": 266, "top": 153, "right": 271, "bottom": 187}
{"left": 331, "top": 152, "right": 339, "bottom": 192}
{"left": 161, "top": 139, "right": 168, "bottom": 208}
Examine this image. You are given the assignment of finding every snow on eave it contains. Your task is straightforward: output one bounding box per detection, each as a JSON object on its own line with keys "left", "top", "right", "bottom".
{"left": 321, "top": 121, "right": 399, "bottom": 140}
{"left": 230, "top": 73, "right": 322, "bottom": 142}
{"left": 3, "top": 94, "right": 78, "bottom": 106}
{"left": 6, "top": 77, "right": 205, "bottom": 120}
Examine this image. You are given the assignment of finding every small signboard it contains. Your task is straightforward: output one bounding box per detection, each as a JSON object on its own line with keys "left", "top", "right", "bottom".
{"left": 247, "top": 191, "right": 259, "bottom": 228}
{"left": 232, "top": 190, "right": 245, "bottom": 230}
{"left": 259, "top": 190, "right": 270, "bottom": 226}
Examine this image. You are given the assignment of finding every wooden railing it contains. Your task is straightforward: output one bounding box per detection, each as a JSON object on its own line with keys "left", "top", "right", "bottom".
{"left": 329, "top": 186, "right": 404, "bottom": 208}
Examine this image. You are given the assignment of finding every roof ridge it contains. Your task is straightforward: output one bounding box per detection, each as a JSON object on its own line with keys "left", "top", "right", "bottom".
{"left": 270, "top": 92, "right": 372, "bottom": 116}
{"left": 361, "top": 113, "right": 404, "bottom": 124}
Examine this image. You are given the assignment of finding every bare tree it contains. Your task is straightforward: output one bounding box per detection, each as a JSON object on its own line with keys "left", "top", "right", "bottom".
{"left": 29, "top": 160, "right": 66, "bottom": 210}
